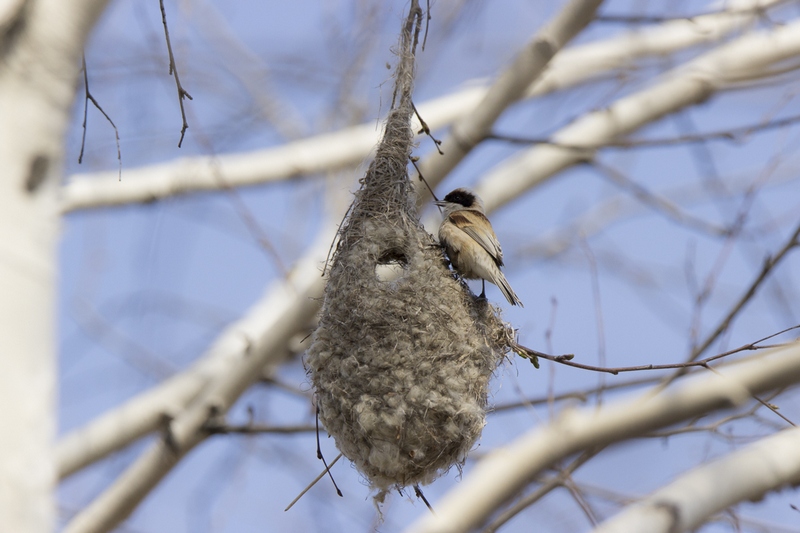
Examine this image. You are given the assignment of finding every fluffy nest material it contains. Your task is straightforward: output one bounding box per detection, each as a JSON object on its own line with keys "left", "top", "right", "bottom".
{"left": 305, "top": 3, "right": 514, "bottom": 502}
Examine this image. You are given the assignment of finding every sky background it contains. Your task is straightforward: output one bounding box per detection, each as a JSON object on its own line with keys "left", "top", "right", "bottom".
{"left": 58, "top": 1, "right": 800, "bottom": 531}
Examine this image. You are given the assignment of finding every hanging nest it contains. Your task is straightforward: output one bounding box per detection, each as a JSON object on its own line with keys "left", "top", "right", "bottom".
{"left": 305, "top": 2, "right": 514, "bottom": 502}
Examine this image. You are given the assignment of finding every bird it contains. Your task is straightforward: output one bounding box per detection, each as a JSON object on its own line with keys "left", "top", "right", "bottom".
{"left": 435, "top": 188, "right": 523, "bottom": 307}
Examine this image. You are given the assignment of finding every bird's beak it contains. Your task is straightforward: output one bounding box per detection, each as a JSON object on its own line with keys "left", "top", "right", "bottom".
{"left": 434, "top": 200, "right": 446, "bottom": 207}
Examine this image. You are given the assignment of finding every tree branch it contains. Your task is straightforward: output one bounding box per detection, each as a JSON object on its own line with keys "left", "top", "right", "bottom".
{"left": 513, "top": 324, "right": 799, "bottom": 375}
{"left": 475, "top": 18, "right": 800, "bottom": 213}
{"left": 592, "top": 426, "right": 800, "bottom": 533}
{"left": 690, "top": 220, "right": 800, "bottom": 360}
{"left": 488, "top": 112, "right": 800, "bottom": 150}
{"left": 78, "top": 55, "right": 121, "bottom": 181}
{"left": 412, "top": 0, "right": 604, "bottom": 206}
{"left": 62, "top": 251, "right": 325, "bottom": 533}
{"left": 159, "top": 0, "right": 193, "bottom": 147}
{"left": 59, "top": 0, "right": 775, "bottom": 212}
{"left": 56, "top": 227, "right": 333, "bottom": 479}
{"left": 405, "top": 340, "right": 800, "bottom": 533}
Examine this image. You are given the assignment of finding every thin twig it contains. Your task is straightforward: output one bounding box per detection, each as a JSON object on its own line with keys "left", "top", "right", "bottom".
{"left": 410, "top": 157, "right": 439, "bottom": 203}
{"left": 421, "top": 0, "right": 431, "bottom": 51}
{"left": 73, "top": 298, "right": 175, "bottom": 380}
{"left": 496, "top": 327, "right": 799, "bottom": 412}
{"left": 159, "top": 0, "right": 193, "bottom": 147}
{"left": 488, "top": 113, "right": 800, "bottom": 150}
{"left": 596, "top": 14, "right": 692, "bottom": 24}
{"left": 691, "top": 220, "right": 800, "bottom": 360}
{"left": 563, "top": 477, "right": 599, "bottom": 527}
{"left": 315, "top": 406, "right": 342, "bottom": 498}
{"left": 412, "top": 100, "right": 443, "bottom": 154}
{"left": 545, "top": 297, "right": 558, "bottom": 411}
{"left": 685, "top": 124, "right": 790, "bottom": 358}
{"left": 594, "top": 4, "right": 771, "bottom": 25}
{"left": 645, "top": 402, "right": 764, "bottom": 438}
{"left": 704, "top": 365, "right": 796, "bottom": 427}
{"left": 489, "top": 377, "right": 659, "bottom": 414}
{"left": 204, "top": 423, "right": 317, "bottom": 434}
{"left": 219, "top": 185, "right": 290, "bottom": 276}
{"left": 485, "top": 448, "right": 601, "bottom": 532}
{"left": 414, "top": 484, "right": 436, "bottom": 514}
{"left": 79, "top": 55, "right": 122, "bottom": 181}
{"left": 284, "top": 453, "right": 344, "bottom": 512}
{"left": 512, "top": 324, "right": 799, "bottom": 375}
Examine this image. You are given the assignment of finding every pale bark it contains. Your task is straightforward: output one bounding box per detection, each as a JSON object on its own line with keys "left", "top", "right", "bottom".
{"left": 59, "top": 0, "right": 776, "bottom": 212}
{"left": 476, "top": 17, "right": 800, "bottom": 212}
{"left": 405, "top": 343, "right": 800, "bottom": 533}
{"left": 412, "top": 0, "right": 604, "bottom": 206}
{"left": 57, "top": 2, "right": 796, "bottom": 480}
{"left": 61, "top": 228, "right": 332, "bottom": 533}
{"left": 0, "top": 1, "right": 109, "bottom": 532}
{"left": 53, "top": 2, "right": 797, "bottom": 531}
{"left": 58, "top": 227, "right": 333, "bottom": 479}
{"left": 592, "top": 426, "right": 800, "bottom": 533}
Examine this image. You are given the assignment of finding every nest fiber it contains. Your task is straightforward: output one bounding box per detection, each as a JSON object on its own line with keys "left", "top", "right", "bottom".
{"left": 306, "top": 5, "right": 512, "bottom": 500}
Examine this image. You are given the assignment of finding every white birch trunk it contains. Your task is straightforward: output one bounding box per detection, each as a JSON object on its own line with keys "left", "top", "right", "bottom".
{"left": 0, "top": 1, "right": 108, "bottom": 532}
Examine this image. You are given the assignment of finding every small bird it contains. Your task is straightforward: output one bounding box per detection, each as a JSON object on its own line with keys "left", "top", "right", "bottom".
{"left": 436, "top": 188, "right": 523, "bottom": 307}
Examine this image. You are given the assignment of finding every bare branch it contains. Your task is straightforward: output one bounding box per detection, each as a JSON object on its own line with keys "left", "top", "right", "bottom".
{"left": 78, "top": 55, "right": 121, "bottom": 181}
{"left": 485, "top": 449, "right": 602, "bottom": 532}
{"left": 405, "top": 341, "right": 800, "bottom": 533}
{"left": 592, "top": 426, "right": 800, "bottom": 533}
{"left": 475, "top": 18, "right": 800, "bottom": 213}
{"left": 493, "top": 375, "right": 662, "bottom": 412}
{"left": 61, "top": 94, "right": 460, "bottom": 212}
{"left": 159, "top": 0, "right": 193, "bottom": 147}
{"left": 412, "top": 0, "right": 604, "bottom": 204}
{"left": 516, "top": 167, "right": 800, "bottom": 263}
{"left": 512, "top": 323, "right": 799, "bottom": 375}
{"left": 60, "top": 0, "right": 775, "bottom": 212}
{"left": 595, "top": 2, "right": 778, "bottom": 26}
{"left": 690, "top": 220, "right": 800, "bottom": 359}
{"left": 56, "top": 228, "right": 333, "bottom": 479}
{"left": 62, "top": 252, "right": 324, "bottom": 532}
{"left": 204, "top": 423, "right": 316, "bottom": 435}
{"left": 284, "top": 453, "right": 344, "bottom": 512}
{"left": 488, "top": 112, "right": 800, "bottom": 150}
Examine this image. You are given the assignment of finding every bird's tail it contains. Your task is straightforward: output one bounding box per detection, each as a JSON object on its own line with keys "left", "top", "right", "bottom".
{"left": 494, "top": 271, "right": 523, "bottom": 307}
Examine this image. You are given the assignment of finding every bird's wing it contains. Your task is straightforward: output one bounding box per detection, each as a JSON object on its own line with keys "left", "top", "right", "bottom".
{"left": 449, "top": 210, "right": 504, "bottom": 266}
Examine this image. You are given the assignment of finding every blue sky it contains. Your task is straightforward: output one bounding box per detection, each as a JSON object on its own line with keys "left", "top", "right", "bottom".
{"left": 58, "top": 1, "right": 800, "bottom": 531}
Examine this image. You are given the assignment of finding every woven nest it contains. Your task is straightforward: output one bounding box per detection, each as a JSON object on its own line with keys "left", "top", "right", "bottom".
{"left": 305, "top": 3, "right": 514, "bottom": 502}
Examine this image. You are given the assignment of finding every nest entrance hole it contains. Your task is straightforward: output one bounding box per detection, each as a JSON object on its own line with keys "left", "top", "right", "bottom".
{"left": 375, "top": 247, "right": 409, "bottom": 283}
